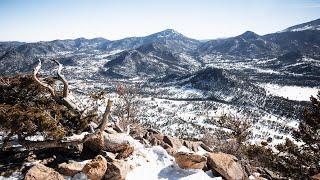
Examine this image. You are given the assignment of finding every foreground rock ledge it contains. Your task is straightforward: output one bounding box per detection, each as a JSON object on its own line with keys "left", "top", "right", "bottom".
{"left": 25, "top": 164, "right": 64, "bottom": 180}
{"left": 206, "top": 152, "right": 247, "bottom": 180}
{"left": 174, "top": 152, "right": 207, "bottom": 169}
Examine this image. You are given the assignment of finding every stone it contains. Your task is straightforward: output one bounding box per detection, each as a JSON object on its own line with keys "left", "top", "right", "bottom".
{"left": 24, "top": 164, "right": 64, "bottom": 180}
{"left": 206, "top": 152, "right": 247, "bottom": 180}
{"left": 163, "top": 136, "right": 183, "bottom": 150}
{"left": 174, "top": 152, "right": 207, "bottom": 169}
{"left": 82, "top": 155, "right": 107, "bottom": 180}
{"left": 115, "top": 145, "right": 134, "bottom": 159}
{"left": 104, "top": 159, "right": 131, "bottom": 180}
{"left": 312, "top": 173, "right": 320, "bottom": 180}
{"left": 58, "top": 161, "right": 85, "bottom": 176}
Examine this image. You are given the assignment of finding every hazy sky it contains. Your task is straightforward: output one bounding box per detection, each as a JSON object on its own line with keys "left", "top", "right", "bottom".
{"left": 1, "top": 0, "right": 320, "bottom": 42}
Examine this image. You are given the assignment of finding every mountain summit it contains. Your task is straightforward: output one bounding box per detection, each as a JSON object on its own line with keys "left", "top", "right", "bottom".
{"left": 237, "top": 31, "right": 261, "bottom": 40}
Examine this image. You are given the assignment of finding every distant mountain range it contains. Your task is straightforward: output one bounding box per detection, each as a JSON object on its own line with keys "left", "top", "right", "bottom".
{"left": 0, "top": 18, "right": 319, "bottom": 76}
{"left": 198, "top": 29, "right": 320, "bottom": 58}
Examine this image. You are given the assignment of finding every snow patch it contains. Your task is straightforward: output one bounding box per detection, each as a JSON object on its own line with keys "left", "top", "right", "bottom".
{"left": 126, "top": 146, "right": 218, "bottom": 180}
{"left": 259, "top": 83, "right": 319, "bottom": 101}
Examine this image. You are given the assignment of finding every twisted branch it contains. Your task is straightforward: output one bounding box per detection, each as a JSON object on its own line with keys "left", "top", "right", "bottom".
{"left": 51, "top": 59, "right": 69, "bottom": 97}
{"left": 33, "top": 59, "right": 56, "bottom": 97}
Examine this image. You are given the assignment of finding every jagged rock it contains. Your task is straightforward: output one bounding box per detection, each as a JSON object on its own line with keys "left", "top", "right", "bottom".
{"left": 163, "top": 136, "right": 182, "bottom": 150}
{"left": 206, "top": 152, "right": 247, "bottom": 180}
{"left": 183, "top": 141, "right": 201, "bottom": 152}
{"left": 174, "top": 152, "right": 207, "bottom": 169}
{"left": 58, "top": 161, "right": 85, "bottom": 176}
{"left": 24, "top": 164, "right": 64, "bottom": 180}
{"left": 312, "top": 173, "right": 320, "bottom": 180}
{"left": 82, "top": 155, "right": 107, "bottom": 180}
{"left": 104, "top": 159, "right": 131, "bottom": 180}
{"left": 115, "top": 145, "right": 134, "bottom": 159}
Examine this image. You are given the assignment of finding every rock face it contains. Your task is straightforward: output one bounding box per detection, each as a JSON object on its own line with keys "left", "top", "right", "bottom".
{"left": 104, "top": 159, "right": 131, "bottom": 180}
{"left": 174, "top": 152, "right": 207, "bottom": 169}
{"left": 24, "top": 164, "right": 64, "bottom": 180}
{"left": 82, "top": 155, "right": 107, "bottom": 180}
{"left": 206, "top": 152, "right": 247, "bottom": 180}
{"left": 58, "top": 161, "right": 85, "bottom": 176}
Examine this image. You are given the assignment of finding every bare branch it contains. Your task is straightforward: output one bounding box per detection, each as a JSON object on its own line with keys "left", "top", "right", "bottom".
{"left": 98, "top": 99, "right": 113, "bottom": 132}
{"left": 33, "top": 59, "right": 56, "bottom": 97}
{"left": 51, "top": 59, "right": 69, "bottom": 97}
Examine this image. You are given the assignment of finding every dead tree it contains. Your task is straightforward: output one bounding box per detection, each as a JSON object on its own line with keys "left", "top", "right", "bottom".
{"left": 1, "top": 58, "right": 132, "bottom": 154}
{"left": 33, "top": 59, "right": 80, "bottom": 113}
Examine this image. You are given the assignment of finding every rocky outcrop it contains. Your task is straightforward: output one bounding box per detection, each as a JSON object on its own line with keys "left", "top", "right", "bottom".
{"left": 24, "top": 164, "right": 64, "bottom": 180}
{"left": 82, "top": 155, "right": 107, "bottom": 180}
{"left": 58, "top": 161, "right": 85, "bottom": 176}
{"left": 206, "top": 152, "right": 247, "bottom": 180}
{"left": 104, "top": 159, "right": 131, "bottom": 180}
{"left": 174, "top": 152, "right": 207, "bottom": 169}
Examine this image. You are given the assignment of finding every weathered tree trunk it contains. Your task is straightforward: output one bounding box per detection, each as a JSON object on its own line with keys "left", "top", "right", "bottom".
{"left": 33, "top": 58, "right": 81, "bottom": 113}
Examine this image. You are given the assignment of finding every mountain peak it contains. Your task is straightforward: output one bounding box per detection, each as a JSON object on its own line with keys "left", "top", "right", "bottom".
{"left": 161, "top": 29, "right": 179, "bottom": 34}
{"left": 238, "top": 31, "right": 260, "bottom": 40}
{"left": 152, "top": 29, "right": 182, "bottom": 37}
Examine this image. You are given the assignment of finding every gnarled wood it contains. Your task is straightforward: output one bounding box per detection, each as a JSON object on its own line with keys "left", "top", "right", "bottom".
{"left": 33, "top": 59, "right": 56, "bottom": 97}
{"left": 51, "top": 59, "right": 69, "bottom": 97}
{"left": 33, "top": 58, "right": 81, "bottom": 113}
{"left": 98, "top": 99, "right": 113, "bottom": 132}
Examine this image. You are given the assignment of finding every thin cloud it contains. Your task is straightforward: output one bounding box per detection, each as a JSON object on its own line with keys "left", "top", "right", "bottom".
{"left": 293, "top": 3, "right": 320, "bottom": 9}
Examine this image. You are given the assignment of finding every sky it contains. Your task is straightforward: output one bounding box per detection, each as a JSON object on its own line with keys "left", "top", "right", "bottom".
{"left": 1, "top": 0, "right": 320, "bottom": 42}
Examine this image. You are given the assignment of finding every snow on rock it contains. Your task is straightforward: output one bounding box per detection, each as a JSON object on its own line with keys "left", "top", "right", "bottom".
{"left": 126, "top": 146, "right": 218, "bottom": 180}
